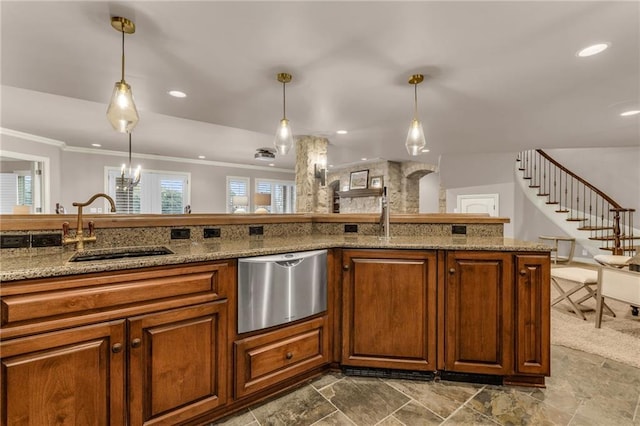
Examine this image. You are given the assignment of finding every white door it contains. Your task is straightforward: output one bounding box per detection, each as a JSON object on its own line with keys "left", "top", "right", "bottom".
{"left": 457, "top": 194, "right": 499, "bottom": 217}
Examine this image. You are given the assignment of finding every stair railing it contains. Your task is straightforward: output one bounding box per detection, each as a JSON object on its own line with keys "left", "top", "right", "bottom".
{"left": 517, "top": 149, "right": 636, "bottom": 256}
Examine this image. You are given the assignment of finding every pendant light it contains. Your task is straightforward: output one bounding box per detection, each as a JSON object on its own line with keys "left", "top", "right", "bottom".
{"left": 106, "top": 16, "right": 139, "bottom": 134}
{"left": 405, "top": 74, "right": 427, "bottom": 156}
{"left": 117, "top": 132, "right": 141, "bottom": 213}
{"left": 274, "top": 72, "right": 294, "bottom": 155}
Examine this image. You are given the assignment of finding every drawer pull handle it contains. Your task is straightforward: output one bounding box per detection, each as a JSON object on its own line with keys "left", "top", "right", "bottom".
{"left": 112, "top": 343, "right": 123, "bottom": 353}
{"left": 449, "top": 268, "right": 455, "bottom": 274}
{"left": 343, "top": 264, "right": 350, "bottom": 271}
{"left": 520, "top": 269, "right": 527, "bottom": 276}
{"left": 131, "top": 338, "right": 142, "bottom": 348}
{"left": 285, "top": 352, "right": 293, "bottom": 360}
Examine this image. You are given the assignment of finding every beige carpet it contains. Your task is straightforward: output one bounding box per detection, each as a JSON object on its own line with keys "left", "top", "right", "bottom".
{"left": 551, "top": 289, "right": 640, "bottom": 369}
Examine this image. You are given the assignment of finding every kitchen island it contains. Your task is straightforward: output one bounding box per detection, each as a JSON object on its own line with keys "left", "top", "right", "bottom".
{"left": 0, "top": 214, "right": 550, "bottom": 425}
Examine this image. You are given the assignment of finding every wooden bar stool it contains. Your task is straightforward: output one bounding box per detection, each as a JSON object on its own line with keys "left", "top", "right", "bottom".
{"left": 539, "top": 236, "right": 576, "bottom": 264}
{"left": 551, "top": 267, "right": 615, "bottom": 320}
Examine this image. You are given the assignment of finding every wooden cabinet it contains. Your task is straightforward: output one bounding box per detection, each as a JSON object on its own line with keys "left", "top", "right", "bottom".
{"left": 443, "top": 251, "right": 551, "bottom": 383}
{"left": 444, "top": 251, "right": 513, "bottom": 375}
{"left": 341, "top": 249, "right": 437, "bottom": 371}
{"left": 1, "top": 321, "right": 126, "bottom": 426}
{"left": 513, "top": 254, "right": 550, "bottom": 377}
{"left": 0, "top": 261, "right": 233, "bottom": 426}
{"left": 234, "top": 316, "right": 329, "bottom": 399}
{"left": 128, "top": 301, "right": 227, "bottom": 425}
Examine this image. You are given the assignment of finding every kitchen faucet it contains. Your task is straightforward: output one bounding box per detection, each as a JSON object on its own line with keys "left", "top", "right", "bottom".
{"left": 379, "top": 186, "right": 390, "bottom": 240}
{"left": 63, "top": 193, "right": 116, "bottom": 251}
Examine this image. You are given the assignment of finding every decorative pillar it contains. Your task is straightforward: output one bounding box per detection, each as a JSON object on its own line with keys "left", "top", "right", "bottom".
{"left": 295, "top": 136, "right": 329, "bottom": 213}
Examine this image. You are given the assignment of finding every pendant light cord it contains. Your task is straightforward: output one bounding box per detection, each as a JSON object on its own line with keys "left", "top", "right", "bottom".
{"left": 413, "top": 82, "right": 418, "bottom": 119}
{"left": 121, "top": 29, "right": 125, "bottom": 83}
{"left": 128, "top": 132, "right": 132, "bottom": 171}
{"left": 282, "top": 81, "right": 287, "bottom": 120}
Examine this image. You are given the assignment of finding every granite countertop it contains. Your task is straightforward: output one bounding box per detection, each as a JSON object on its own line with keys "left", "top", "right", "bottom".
{"left": 0, "top": 235, "right": 549, "bottom": 282}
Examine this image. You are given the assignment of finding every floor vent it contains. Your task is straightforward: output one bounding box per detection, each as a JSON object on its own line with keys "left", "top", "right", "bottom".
{"left": 342, "top": 367, "right": 434, "bottom": 381}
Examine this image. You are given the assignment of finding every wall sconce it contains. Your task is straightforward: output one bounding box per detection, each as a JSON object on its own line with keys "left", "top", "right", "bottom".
{"left": 106, "top": 16, "right": 139, "bottom": 134}
{"left": 314, "top": 163, "right": 327, "bottom": 186}
{"left": 232, "top": 195, "right": 248, "bottom": 213}
{"left": 254, "top": 193, "right": 272, "bottom": 213}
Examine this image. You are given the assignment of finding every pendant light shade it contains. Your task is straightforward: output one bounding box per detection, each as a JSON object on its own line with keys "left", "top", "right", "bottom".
{"left": 274, "top": 73, "right": 294, "bottom": 155}
{"left": 107, "top": 17, "right": 139, "bottom": 133}
{"left": 405, "top": 74, "right": 427, "bottom": 156}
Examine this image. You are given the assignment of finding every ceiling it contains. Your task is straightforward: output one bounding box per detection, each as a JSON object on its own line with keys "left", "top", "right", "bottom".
{"left": 1, "top": 1, "right": 638, "bottom": 171}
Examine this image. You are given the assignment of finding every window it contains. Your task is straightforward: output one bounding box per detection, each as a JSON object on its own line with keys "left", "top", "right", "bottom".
{"left": 255, "top": 178, "right": 296, "bottom": 213}
{"left": 107, "top": 168, "right": 190, "bottom": 214}
{"left": 226, "top": 176, "right": 249, "bottom": 213}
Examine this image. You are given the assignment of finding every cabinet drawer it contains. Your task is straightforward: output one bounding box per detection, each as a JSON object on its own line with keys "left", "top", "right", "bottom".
{"left": 1, "top": 263, "right": 229, "bottom": 327}
{"left": 235, "top": 316, "right": 329, "bottom": 398}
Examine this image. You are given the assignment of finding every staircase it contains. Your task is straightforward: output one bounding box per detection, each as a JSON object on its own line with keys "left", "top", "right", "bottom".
{"left": 516, "top": 149, "right": 637, "bottom": 256}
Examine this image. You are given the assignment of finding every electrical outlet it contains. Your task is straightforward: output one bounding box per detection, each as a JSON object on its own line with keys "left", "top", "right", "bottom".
{"left": 31, "top": 233, "right": 63, "bottom": 247}
{"left": 0, "top": 234, "right": 30, "bottom": 249}
{"left": 204, "top": 228, "right": 221, "bottom": 238}
{"left": 249, "top": 226, "right": 264, "bottom": 236}
{"left": 170, "top": 228, "right": 191, "bottom": 239}
{"left": 344, "top": 224, "right": 358, "bottom": 233}
{"left": 452, "top": 225, "right": 467, "bottom": 235}
{"left": 582, "top": 249, "right": 588, "bottom": 256}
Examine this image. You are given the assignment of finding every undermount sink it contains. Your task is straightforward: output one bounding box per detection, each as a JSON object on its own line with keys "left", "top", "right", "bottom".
{"left": 68, "top": 246, "right": 174, "bottom": 262}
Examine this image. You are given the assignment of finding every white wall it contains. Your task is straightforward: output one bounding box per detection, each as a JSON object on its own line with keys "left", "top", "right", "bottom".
{"left": 433, "top": 147, "right": 640, "bottom": 248}
{"left": 419, "top": 171, "right": 440, "bottom": 213}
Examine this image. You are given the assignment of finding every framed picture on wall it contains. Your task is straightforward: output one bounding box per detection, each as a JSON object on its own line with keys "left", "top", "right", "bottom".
{"left": 369, "top": 175, "right": 383, "bottom": 189}
{"left": 349, "top": 170, "right": 369, "bottom": 190}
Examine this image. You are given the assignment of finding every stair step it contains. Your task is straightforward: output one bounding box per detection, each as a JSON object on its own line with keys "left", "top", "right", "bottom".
{"left": 566, "top": 218, "right": 587, "bottom": 222}
{"left": 577, "top": 226, "right": 613, "bottom": 231}
{"left": 528, "top": 185, "right": 540, "bottom": 188}
{"left": 546, "top": 201, "right": 559, "bottom": 205}
{"left": 555, "top": 209, "right": 569, "bottom": 213}
{"left": 537, "top": 193, "right": 550, "bottom": 197}
{"left": 600, "top": 247, "right": 639, "bottom": 254}
{"left": 589, "top": 235, "right": 640, "bottom": 241}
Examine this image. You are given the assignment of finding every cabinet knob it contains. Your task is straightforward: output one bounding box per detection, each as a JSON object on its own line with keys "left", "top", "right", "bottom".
{"left": 343, "top": 264, "right": 350, "bottom": 271}
{"left": 519, "top": 269, "right": 527, "bottom": 276}
{"left": 111, "top": 343, "right": 123, "bottom": 353}
{"left": 449, "top": 268, "right": 455, "bottom": 274}
{"left": 131, "top": 338, "right": 142, "bottom": 348}
{"left": 285, "top": 352, "right": 293, "bottom": 360}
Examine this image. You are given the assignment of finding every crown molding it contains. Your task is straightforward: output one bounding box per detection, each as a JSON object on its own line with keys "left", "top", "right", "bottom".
{"left": 1, "top": 127, "right": 294, "bottom": 174}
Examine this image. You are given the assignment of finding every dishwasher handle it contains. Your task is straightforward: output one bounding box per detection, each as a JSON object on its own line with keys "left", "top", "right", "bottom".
{"left": 275, "top": 258, "right": 304, "bottom": 267}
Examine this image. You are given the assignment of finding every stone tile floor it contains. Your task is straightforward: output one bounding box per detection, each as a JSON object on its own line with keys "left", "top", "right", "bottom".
{"left": 210, "top": 345, "right": 640, "bottom": 425}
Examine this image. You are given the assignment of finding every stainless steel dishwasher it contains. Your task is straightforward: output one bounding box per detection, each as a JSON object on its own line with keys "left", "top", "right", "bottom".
{"left": 237, "top": 249, "right": 327, "bottom": 334}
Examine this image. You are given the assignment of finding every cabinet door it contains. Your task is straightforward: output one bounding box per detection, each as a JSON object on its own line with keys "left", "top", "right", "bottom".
{"left": 445, "top": 251, "right": 512, "bottom": 375}
{"left": 128, "top": 301, "right": 227, "bottom": 426}
{"left": 514, "top": 254, "right": 550, "bottom": 376}
{"left": 1, "top": 321, "right": 126, "bottom": 426}
{"left": 342, "top": 250, "right": 437, "bottom": 371}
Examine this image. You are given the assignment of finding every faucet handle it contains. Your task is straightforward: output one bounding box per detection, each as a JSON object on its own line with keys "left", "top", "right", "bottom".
{"left": 88, "top": 221, "right": 95, "bottom": 237}
{"left": 62, "top": 221, "right": 70, "bottom": 237}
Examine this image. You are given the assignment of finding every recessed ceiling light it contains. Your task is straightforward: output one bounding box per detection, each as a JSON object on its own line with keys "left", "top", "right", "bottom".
{"left": 361, "top": 157, "right": 367, "bottom": 161}
{"left": 91, "top": 143, "right": 101, "bottom": 147}
{"left": 577, "top": 43, "right": 609, "bottom": 57}
{"left": 268, "top": 163, "right": 275, "bottom": 167}
{"left": 198, "top": 155, "right": 205, "bottom": 159}
{"left": 328, "top": 164, "right": 333, "bottom": 168}
{"left": 620, "top": 110, "right": 640, "bottom": 117}
{"left": 336, "top": 130, "right": 348, "bottom": 135}
{"left": 421, "top": 148, "right": 430, "bottom": 153}
{"left": 168, "top": 90, "right": 187, "bottom": 98}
